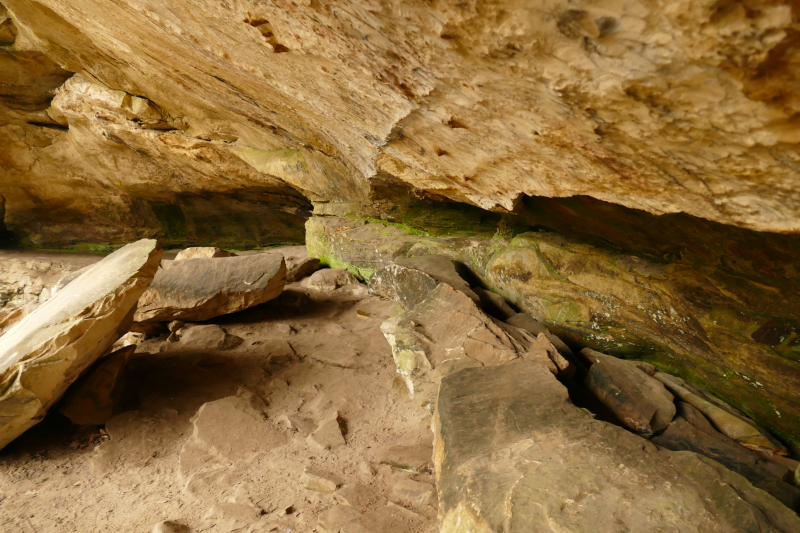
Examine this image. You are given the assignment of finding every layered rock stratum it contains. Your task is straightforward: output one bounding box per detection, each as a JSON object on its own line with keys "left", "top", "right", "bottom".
{"left": 0, "top": 0, "right": 799, "bottom": 463}
{"left": 1, "top": 0, "right": 798, "bottom": 247}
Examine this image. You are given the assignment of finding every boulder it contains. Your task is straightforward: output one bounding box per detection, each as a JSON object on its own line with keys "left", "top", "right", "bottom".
{"left": 380, "top": 283, "right": 524, "bottom": 406}
{"left": 434, "top": 361, "right": 800, "bottom": 533}
{"left": 285, "top": 256, "right": 320, "bottom": 282}
{"left": 134, "top": 254, "right": 286, "bottom": 323}
{"left": 305, "top": 268, "right": 360, "bottom": 291}
{"left": 59, "top": 345, "right": 135, "bottom": 426}
{"left": 583, "top": 350, "right": 676, "bottom": 436}
{"left": 652, "top": 402, "right": 800, "bottom": 511}
{"left": 0, "top": 239, "right": 161, "bottom": 450}
{"left": 175, "top": 324, "right": 243, "bottom": 351}
{"left": 174, "top": 247, "right": 237, "bottom": 260}
{"left": 369, "top": 264, "right": 440, "bottom": 310}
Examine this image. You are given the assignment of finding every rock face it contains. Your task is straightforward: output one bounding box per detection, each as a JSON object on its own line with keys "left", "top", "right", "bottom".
{"left": 0, "top": 239, "right": 161, "bottom": 449}
{"left": 1, "top": 0, "right": 799, "bottom": 246}
{"left": 135, "top": 254, "right": 286, "bottom": 323}
{"left": 307, "top": 215, "right": 800, "bottom": 452}
{"left": 433, "top": 361, "right": 800, "bottom": 533}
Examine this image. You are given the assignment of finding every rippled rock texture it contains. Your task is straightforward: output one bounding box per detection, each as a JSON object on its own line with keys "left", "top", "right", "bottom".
{"left": 0, "top": 0, "right": 799, "bottom": 249}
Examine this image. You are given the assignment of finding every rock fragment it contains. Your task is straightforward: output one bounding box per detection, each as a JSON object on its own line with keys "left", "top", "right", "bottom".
{"left": 390, "top": 479, "right": 436, "bottom": 507}
{"left": 583, "top": 349, "right": 676, "bottom": 436}
{"left": 135, "top": 254, "right": 286, "bottom": 323}
{"left": 473, "top": 287, "right": 516, "bottom": 319}
{"left": 286, "top": 256, "right": 320, "bottom": 282}
{"left": 306, "top": 268, "right": 360, "bottom": 291}
{"left": 378, "top": 444, "right": 432, "bottom": 473}
{"left": 152, "top": 521, "right": 191, "bottom": 533}
{"left": 524, "top": 333, "right": 574, "bottom": 378}
{"left": 174, "top": 247, "right": 237, "bottom": 260}
{"left": 506, "top": 312, "right": 574, "bottom": 360}
{"left": 176, "top": 324, "right": 242, "bottom": 350}
{"left": 301, "top": 468, "right": 339, "bottom": 493}
{"left": 0, "top": 239, "right": 161, "bottom": 450}
{"left": 307, "top": 412, "right": 346, "bottom": 451}
{"left": 434, "top": 361, "right": 800, "bottom": 533}
{"left": 334, "top": 483, "right": 375, "bottom": 508}
{"left": 59, "top": 345, "right": 135, "bottom": 425}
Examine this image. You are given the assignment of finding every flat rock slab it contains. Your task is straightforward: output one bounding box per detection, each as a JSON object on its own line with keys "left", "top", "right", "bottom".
{"left": 135, "top": 254, "right": 286, "bottom": 323}
{"left": 434, "top": 361, "right": 800, "bottom": 533}
{"left": 0, "top": 239, "right": 161, "bottom": 449}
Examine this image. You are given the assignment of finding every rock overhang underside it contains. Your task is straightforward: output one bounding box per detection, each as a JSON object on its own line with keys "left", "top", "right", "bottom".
{"left": 0, "top": 0, "right": 799, "bottom": 452}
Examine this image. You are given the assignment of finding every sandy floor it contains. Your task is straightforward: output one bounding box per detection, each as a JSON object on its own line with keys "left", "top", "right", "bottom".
{"left": 0, "top": 278, "right": 438, "bottom": 533}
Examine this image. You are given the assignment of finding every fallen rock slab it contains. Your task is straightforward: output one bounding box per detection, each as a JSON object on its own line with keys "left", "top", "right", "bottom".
{"left": 135, "top": 254, "right": 286, "bottom": 323}
{"left": 174, "top": 247, "right": 237, "bottom": 260}
{"left": 0, "top": 239, "right": 161, "bottom": 450}
{"left": 434, "top": 361, "right": 800, "bottom": 533}
{"left": 583, "top": 350, "right": 676, "bottom": 436}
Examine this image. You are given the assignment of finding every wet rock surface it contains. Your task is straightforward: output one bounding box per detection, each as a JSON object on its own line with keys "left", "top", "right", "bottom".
{"left": 307, "top": 216, "right": 800, "bottom": 452}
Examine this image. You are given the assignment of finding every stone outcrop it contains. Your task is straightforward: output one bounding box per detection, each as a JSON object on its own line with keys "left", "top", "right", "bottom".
{"left": 134, "top": 254, "right": 286, "bottom": 323}
{"left": 433, "top": 361, "right": 800, "bottom": 533}
{"left": 307, "top": 215, "right": 800, "bottom": 452}
{"left": 1, "top": 0, "right": 799, "bottom": 247}
{"left": 0, "top": 239, "right": 161, "bottom": 449}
